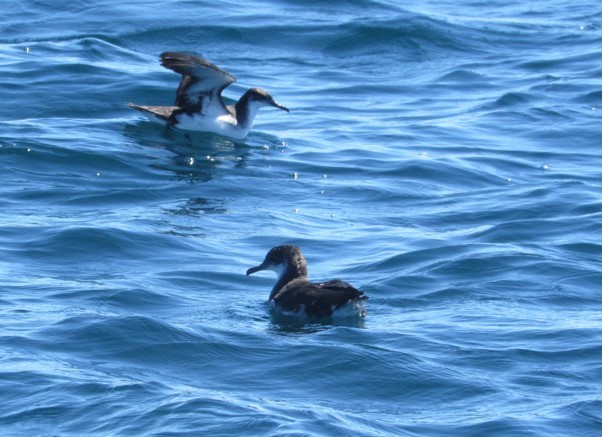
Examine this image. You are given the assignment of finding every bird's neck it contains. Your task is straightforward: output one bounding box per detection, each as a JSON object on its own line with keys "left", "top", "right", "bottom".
{"left": 234, "top": 91, "right": 261, "bottom": 128}
{"left": 269, "top": 260, "right": 308, "bottom": 300}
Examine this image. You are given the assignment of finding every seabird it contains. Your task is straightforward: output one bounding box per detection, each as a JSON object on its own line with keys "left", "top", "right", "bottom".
{"left": 246, "top": 245, "right": 368, "bottom": 318}
{"left": 127, "top": 52, "right": 289, "bottom": 139}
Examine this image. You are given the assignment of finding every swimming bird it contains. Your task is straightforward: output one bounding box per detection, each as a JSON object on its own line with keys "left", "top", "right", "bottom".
{"left": 127, "top": 52, "right": 289, "bottom": 139}
{"left": 246, "top": 245, "right": 368, "bottom": 318}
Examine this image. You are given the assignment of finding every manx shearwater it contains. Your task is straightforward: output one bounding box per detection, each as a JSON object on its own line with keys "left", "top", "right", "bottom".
{"left": 247, "top": 245, "right": 368, "bottom": 318}
{"left": 127, "top": 52, "right": 289, "bottom": 139}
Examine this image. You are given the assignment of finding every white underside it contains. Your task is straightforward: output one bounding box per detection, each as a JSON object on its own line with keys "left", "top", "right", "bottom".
{"left": 174, "top": 112, "right": 251, "bottom": 140}
{"left": 137, "top": 108, "right": 252, "bottom": 140}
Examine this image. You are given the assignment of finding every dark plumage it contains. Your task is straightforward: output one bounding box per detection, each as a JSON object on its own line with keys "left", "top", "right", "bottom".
{"left": 246, "top": 245, "right": 368, "bottom": 318}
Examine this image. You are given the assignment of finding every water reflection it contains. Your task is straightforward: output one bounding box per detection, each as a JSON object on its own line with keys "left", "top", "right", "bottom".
{"left": 267, "top": 312, "right": 366, "bottom": 335}
{"left": 123, "top": 120, "right": 285, "bottom": 183}
{"left": 122, "top": 120, "right": 286, "bottom": 236}
{"left": 162, "top": 197, "right": 228, "bottom": 217}
{"left": 123, "top": 121, "right": 252, "bottom": 183}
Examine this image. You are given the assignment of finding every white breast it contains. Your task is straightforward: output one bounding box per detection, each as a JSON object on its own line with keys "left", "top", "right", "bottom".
{"left": 174, "top": 108, "right": 250, "bottom": 139}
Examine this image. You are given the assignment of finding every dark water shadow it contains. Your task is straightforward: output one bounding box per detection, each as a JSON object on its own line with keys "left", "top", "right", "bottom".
{"left": 267, "top": 312, "right": 366, "bottom": 336}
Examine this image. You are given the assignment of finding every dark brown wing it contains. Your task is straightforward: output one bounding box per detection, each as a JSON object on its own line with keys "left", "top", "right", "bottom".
{"left": 160, "top": 52, "right": 236, "bottom": 112}
{"left": 273, "top": 279, "right": 366, "bottom": 318}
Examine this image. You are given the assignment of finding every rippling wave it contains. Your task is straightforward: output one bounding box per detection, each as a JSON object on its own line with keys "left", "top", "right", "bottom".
{"left": 1, "top": 0, "right": 602, "bottom": 434}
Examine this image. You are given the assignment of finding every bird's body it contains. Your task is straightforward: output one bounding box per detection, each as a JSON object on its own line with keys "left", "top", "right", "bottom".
{"left": 247, "top": 245, "right": 368, "bottom": 318}
{"left": 127, "top": 52, "right": 288, "bottom": 139}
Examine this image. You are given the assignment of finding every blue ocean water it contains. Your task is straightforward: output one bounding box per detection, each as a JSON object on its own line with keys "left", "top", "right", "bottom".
{"left": 1, "top": 0, "right": 602, "bottom": 434}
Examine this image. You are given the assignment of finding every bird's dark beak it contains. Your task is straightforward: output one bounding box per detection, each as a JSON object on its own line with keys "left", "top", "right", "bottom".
{"left": 246, "top": 263, "right": 267, "bottom": 276}
{"left": 272, "top": 101, "right": 289, "bottom": 113}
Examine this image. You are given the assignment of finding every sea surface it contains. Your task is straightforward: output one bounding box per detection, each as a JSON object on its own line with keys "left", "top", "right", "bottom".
{"left": 1, "top": 0, "right": 602, "bottom": 435}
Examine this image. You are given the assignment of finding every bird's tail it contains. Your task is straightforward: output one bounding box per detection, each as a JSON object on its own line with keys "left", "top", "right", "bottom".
{"left": 125, "top": 103, "right": 177, "bottom": 121}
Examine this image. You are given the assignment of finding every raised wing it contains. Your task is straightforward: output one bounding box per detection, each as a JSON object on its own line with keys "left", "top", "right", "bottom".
{"left": 274, "top": 279, "right": 365, "bottom": 318}
{"left": 160, "top": 52, "right": 236, "bottom": 112}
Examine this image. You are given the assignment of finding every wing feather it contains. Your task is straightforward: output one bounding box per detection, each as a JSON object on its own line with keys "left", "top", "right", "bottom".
{"left": 160, "top": 52, "right": 236, "bottom": 111}
{"left": 273, "top": 279, "right": 366, "bottom": 318}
